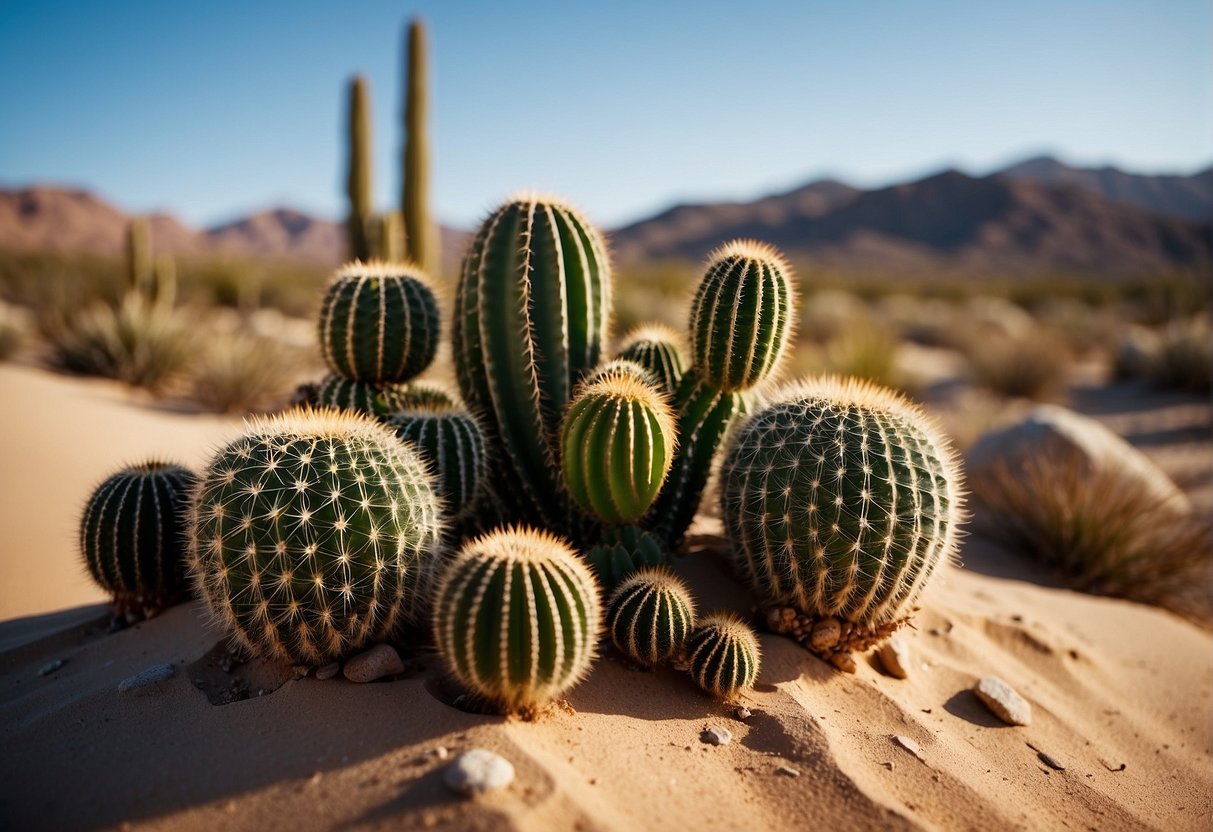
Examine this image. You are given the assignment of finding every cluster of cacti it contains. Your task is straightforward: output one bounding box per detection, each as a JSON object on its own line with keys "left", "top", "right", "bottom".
{"left": 607, "top": 568, "right": 695, "bottom": 668}
{"left": 79, "top": 460, "right": 196, "bottom": 620}
{"left": 389, "top": 402, "right": 486, "bottom": 520}
{"left": 720, "top": 376, "right": 964, "bottom": 662}
{"left": 431, "top": 527, "right": 601, "bottom": 714}
{"left": 188, "top": 409, "right": 443, "bottom": 664}
{"left": 615, "top": 325, "right": 685, "bottom": 396}
{"left": 685, "top": 613, "right": 761, "bottom": 700}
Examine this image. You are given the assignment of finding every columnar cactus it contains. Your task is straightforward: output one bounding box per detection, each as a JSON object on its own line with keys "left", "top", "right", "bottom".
{"left": 346, "top": 75, "right": 374, "bottom": 262}
{"left": 453, "top": 195, "right": 611, "bottom": 533}
{"left": 720, "top": 376, "right": 964, "bottom": 660}
{"left": 685, "top": 613, "right": 761, "bottom": 700}
{"left": 431, "top": 527, "right": 602, "bottom": 714}
{"left": 126, "top": 218, "right": 152, "bottom": 296}
{"left": 560, "top": 371, "right": 675, "bottom": 525}
{"left": 389, "top": 404, "right": 486, "bottom": 519}
{"left": 585, "top": 525, "right": 668, "bottom": 591}
{"left": 315, "top": 374, "right": 411, "bottom": 418}
{"left": 607, "top": 568, "right": 696, "bottom": 668}
{"left": 378, "top": 211, "right": 405, "bottom": 263}
{"left": 80, "top": 460, "right": 196, "bottom": 619}
{"left": 188, "top": 409, "right": 443, "bottom": 664}
{"left": 318, "top": 262, "right": 440, "bottom": 383}
{"left": 616, "top": 324, "right": 685, "bottom": 396}
{"left": 402, "top": 17, "right": 438, "bottom": 277}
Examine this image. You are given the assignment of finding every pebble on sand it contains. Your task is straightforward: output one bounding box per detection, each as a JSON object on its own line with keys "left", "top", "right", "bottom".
{"left": 315, "top": 662, "right": 341, "bottom": 681}
{"left": 342, "top": 645, "right": 403, "bottom": 683}
{"left": 117, "top": 662, "right": 175, "bottom": 695}
{"left": 973, "top": 676, "right": 1032, "bottom": 726}
{"left": 876, "top": 636, "right": 910, "bottom": 679}
{"left": 776, "top": 765, "right": 800, "bottom": 778}
{"left": 38, "top": 659, "right": 65, "bottom": 677}
{"left": 892, "top": 735, "right": 922, "bottom": 759}
{"left": 701, "top": 726, "right": 733, "bottom": 746}
{"left": 444, "top": 749, "right": 515, "bottom": 797}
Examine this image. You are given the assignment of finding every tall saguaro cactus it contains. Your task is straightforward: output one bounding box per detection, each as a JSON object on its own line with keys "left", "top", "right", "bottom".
{"left": 346, "top": 75, "right": 374, "bottom": 262}
{"left": 402, "top": 17, "right": 437, "bottom": 276}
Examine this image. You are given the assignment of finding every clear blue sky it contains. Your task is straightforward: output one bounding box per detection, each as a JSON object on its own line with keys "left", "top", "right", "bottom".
{"left": 1, "top": 0, "right": 1209, "bottom": 230}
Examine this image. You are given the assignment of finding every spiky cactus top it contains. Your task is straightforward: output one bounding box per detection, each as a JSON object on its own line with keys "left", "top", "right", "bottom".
{"left": 721, "top": 376, "right": 964, "bottom": 655}
{"left": 188, "top": 409, "right": 443, "bottom": 664}
{"left": 616, "top": 324, "right": 685, "bottom": 396}
{"left": 319, "top": 261, "right": 440, "bottom": 383}
{"left": 685, "top": 613, "right": 761, "bottom": 700}
{"left": 80, "top": 460, "right": 196, "bottom": 620}
{"left": 608, "top": 568, "right": 696, "bottom": 668}
{"left": 432, "top": 526, "right": 602, "bottom": 714}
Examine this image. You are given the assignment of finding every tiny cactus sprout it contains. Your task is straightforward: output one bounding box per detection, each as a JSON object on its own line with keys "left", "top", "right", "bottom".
{"left": 685, "top": 613, "right": 761, "bottom": 700}
{"left": 721, "top": 376, "right": 964, "bottom": 661}
{"left": 607, "top": 568, "right": 696, "bottom": 668}
{"left": 560, "top": 371, "right": 676, "bottom": 525}
{"left": 315, "top": 373, "right": 411, "bottom": 418}
{"left": 388, "top": 403, "right": 486, "bottom": 520}
{"left": 80, "top": 460, "right": 197, "bottom": 620}
{"left": 188, "top": 409, "right": 443, "bottom": 664}
{"left": 318, "top": 261, "right": 440, "bottom": 384}
{"left": 616, "top": 324, "right": 686, "bottom": 396}
{"left": 585, "top": 525, "right": 668, "bottom": 591}
{"left": 432, "top": 526, "right": 602, "bottom": 715}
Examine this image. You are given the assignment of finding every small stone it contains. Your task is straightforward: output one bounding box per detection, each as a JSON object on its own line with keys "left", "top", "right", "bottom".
{"left": 315, "top": 662, "right": 341, "bottom": 680}
{"left": 828, "top": 652, "right": 856, "bottom": 673}
{"left": 882, "top": 761, "right": 895, "bottom": 771}
{"left": 291, "top": 665, "right": 309, "bottom": 679}
{"left": 775, "top": 765, "right": 800, "bottom": 778}
{"left": 973, "top": 676, "right": 1032, "bottom": 726}
{"left": 431, "top": 746, "right": 450, "bottom": 761}
{"left": 892, "top": 735, "right": 922, "bottom": 759}
{"left": 701, "top": 726, "right": 732, "bottom": 746}
{"left": 1037, "top": 751, "right": 1065, "bottom": 771}
{"left": 877, "top": 636, "right": 910, "bottom": 679}
{"left": 733, "top": 706, "right": 752, "bottom": 721}
{"left": 343, "top": 644, "right": 405, "bottom": 683}
{"left": 444, "top": 749, "right": 515, "bottom": 796}
{"left": 809, "top": 618, "right": 842, "bottom": 652}
{"left": 38, "top": 659, "right": 65, "bottom": 677}
{"left": 118, "top": 662, "right": 175, "bottom": 695}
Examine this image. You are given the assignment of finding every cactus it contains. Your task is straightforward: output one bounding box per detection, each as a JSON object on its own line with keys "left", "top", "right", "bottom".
{"left": 607, "top": 568, "right": 695, "bottom": 668}
{"left": 315, "top": 373, "right": 411, "bottom": 418}
{"left": 126, "top": 218, "right": 153, "bottom": 299}
{"left": 318, "top": 262, "right": 440, "bottom": 383}
{"left": 689, "top": 240, "right": 794, "bottom": 393}
{"left": 583, "top": 358, "right": 656, "bottom": 390}
{"left": 453, "top": 195, "right": 611, "bottom": 533}
{"left": 397, "top": 380, "right": 459, "bottom": 411}
{"left": 346, "top": 75, "right": 374, "bottom": 262}
{"left": 561, "top": 371, "right": 675, "bottom": 525}
{"left": 402, "top": 17, "right": 438, "bottom": 277}
{"left": 616, "top": 324, "right": 685, "bottom": 396}
{"left": 389, "top": 404, "right": 486, "bottom": 519}
{"left": 151, "top": 254, "right": 177, "bottom": 309}
{"left": 431, "top": 526, "right": 601, "bottom": 714}
{"left": 685, "top": 613, "right": 761, "bottom": 700}
{"left": 378, "top": 211, "right": 406, "bottom": 263}
{"left": 80, "top": 460, "right": 196, "bottom": 620}
{"left": 720, "top": 376, "right": 964, "bottom": 659}
{"left": 188, "top": 409, "right": 443, "bottom": 664}
{"left": 585, "top": 525, "right": 668, "bottom": 591}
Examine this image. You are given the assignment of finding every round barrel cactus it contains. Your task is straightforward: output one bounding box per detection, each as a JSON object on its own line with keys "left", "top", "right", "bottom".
{"left": 608, "top": 568, "right": 696, "bottom": 668}
{"left": 315, "top": 373, "right": 410, "bottom": 418}
{"left": 721, "top": 376, "right": 964, "bottom": 657}
{"left": 616, "top": 324, "right": 685, "bottom": 396}
{"left": 689, "top": 241, "right": 794, "bottom": 392}
{"left": 685, "top": 613, "right": 761, "bottom": 700}
{"left": 397, "top": 380, "right": 459, "bottom": 411}
{"left": 561, "top": 371, "right": 676, "bottom": 525}
{"left": 431, "top": 526, "right": 602, "bottom": 714}
{"left": 80, "top": 460, "right": 196, "bottom": 619}
{"left": 188, "top": 409, "right": 443, "bottom": 664}
{"left": 585, "top": 525, "right": 668, "bottom": 591}
{"left": 318, "top": 261, "right": 440, "bottom": 383}
{"left": 388, "top": 404, "right": 486, "bottom": 520}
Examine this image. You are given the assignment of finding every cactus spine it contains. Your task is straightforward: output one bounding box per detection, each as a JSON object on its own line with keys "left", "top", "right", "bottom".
{"left": 585, "top": 525, "right": 668, "bottom": 591}
{"left": 402, "top": 17, "right": 438, "bottom": 277}
{"left": 389, "top": 404, "right": 486, "bottom": 519}
{"left": 616, "top": 324, "right": 685, "bottom": 396}
{"left": 315, "top": 374, "right": 411, "bottom": 419}
{"left": 453, "top": 195, "right": 611, "bottom": 534}
{"left": 720, "top": 376, "right": 964, "bottom": 658}
{"left": 432, "top": 527, "right": 602, "bottom": 714}
{"left": 346, "top": 75, "right": 374, "bottom": 262}
{"left": 188, "top": 409, "right": 443, "bottom": 664}
{"left": 607, "top": 568, "right": 695, "bottom": 668}
{"left": 685, "top": 613, "right": 761, "bottom": 700}
{"left": 80, "top": 460, "right": 196, "bottom": 619}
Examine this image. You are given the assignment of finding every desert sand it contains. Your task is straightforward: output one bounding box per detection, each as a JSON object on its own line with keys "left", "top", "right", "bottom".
{"left": 1, "top": 364, "right": 1210, "bottom": 831}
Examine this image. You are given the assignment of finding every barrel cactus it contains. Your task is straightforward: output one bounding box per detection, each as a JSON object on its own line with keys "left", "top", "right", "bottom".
{"left": 431, "top": 526, "right": 602, "bottom": 715}
{"left": 721, "top": 376, "right": 964, "bottom": 663}
{"left": 608, "top": 568, "right": 696, "bottom": 668}
{"left": 585, "top": 525, "right": 668, "bottom": 591}
{"left": 397, "top": 380, "right": 459, "bottom": 411}
{"left": 583, "top": 358, "right": 656, "bottom": 390}
{"left": 80, "top": 460, "right": 196, "bottom": 620}
{"left": 388, "top": 404, "right": 486, "bottom": 520}
{"left": 188, "top": 409, "right": 443, "bottom": 664}
{"left": 685, "top": 613, "right": 761, "bottom": 700}
{"left": 616, "top": 324, "right": 685, "bottom": 396}
{"left": 318, "top": 261, "right": 440, "bottom": 383}
{"left": 315, "top": 373, "right": 410, "bottom": 419}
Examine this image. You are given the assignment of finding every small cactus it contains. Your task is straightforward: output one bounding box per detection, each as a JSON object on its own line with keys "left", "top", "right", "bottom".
{"left": 561, "top": 371, "right": 676, "bottom": 525}
{"left": 582, "top": 358, "right": 656, "bottom": 390}
{"left": 616, "top": 324, "right": 685, "bottom": 396}
{"left": 397, "top": 380, "right": 459, "bottom": 411}
{"left": 585, "top": 525, "right": 668, "bottom": 591}
{"left": 188, "top": 409, "right": 443, "bottom": 664}
{"left": 389, "top": 404, "right": 486, "bottom": 519}
{"left": 432, "top": 526, "right": 602, "bottom": 714}
{"left": 80, "top": 460, "right": 196, "bottom": 620}
{"left": 685, "top": 613, "right": 761, "bottom": 700}
{"left": 607, "top": 568, "right": 695, "bottom": 668}
{"left": 315, "top": 373, "right": 411, "bottom": 418}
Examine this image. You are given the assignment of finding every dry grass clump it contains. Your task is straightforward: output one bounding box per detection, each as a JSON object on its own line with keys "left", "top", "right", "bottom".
{"left": 974, "top": 451, "right": 1212, "bottom": 620}
{"left": 186, "top": 330, "right": 312, "bottom": 413}
{"left": 1148, "top": 315, "right": 1211, "bottom": 394}
{"left": 965, "top": 329, "right": 1070, "bottom": 401}
{"left": 788, "top": 322, "right": 918, "bottom": 394}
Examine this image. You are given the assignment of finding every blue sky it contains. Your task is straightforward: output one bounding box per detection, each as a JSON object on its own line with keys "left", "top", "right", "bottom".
{"left": 1, "top": 0, "right": 1209, "bottom": 229}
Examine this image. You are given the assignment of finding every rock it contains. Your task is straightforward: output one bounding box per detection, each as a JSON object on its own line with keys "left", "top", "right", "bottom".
{"left": 118, "top": 662, "right": 175, "bottom": 695}
{"left": 1113, "top": 325, "right": 1161, "bottom": 380}
{"left": 775, "top": 765, "right": 800, "bottom": 778}
{"left": 809, "top": 618, "right": 842, "bottom": 652}
{"left": 973, "top": 676, "right": 1032, "bottom": 726}
{"left": 38, "top": 659, "right": 65, "bottom": 677}
{"left": 892, "top": 735, "right": 922, "bottom": 759}
{"left": 828, "top": 652, "right": 856, "bottom": 673}
{"left": 877, "top": 636, "right": 910, "bottom": 679}
{"left": 733, "top": 706, "right": 752, "bottom": 721}
{"left": 444, "top": 749, "right": 515, "bottom": 796}
{"left": 701, "top": 726, "right": 732, "bottom": 746}
{"left": 343, "top": 645, "right": 403, "bottom": 683}
{"left": 315, "top": 662, "right": 341, "bottom": 681}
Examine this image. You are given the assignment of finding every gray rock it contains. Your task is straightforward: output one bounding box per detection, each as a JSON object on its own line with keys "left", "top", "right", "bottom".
{"left": 342, "top": 645, "right": 403, "bottom": 683}
{"left": 444, "top": 749, "right": 515, "bottom": 796}
{"left": 973, "top": 676, "right": 1032, "bottom": 726}
{"left": 877, "top": 636, "right": 910, "bottom": 679}
{"left": 118, "top": 662, "right": 175, "bottom": 695}
{"left": 701, "top": 726, "right": 732, "bottom": 746}
{"left": 315, "top": 662, "right": 341, "bottom": 680}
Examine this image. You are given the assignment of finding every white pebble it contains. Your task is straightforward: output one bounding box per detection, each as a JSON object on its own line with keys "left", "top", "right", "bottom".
{"left": 892, "top": 735, "right": 922, "bottom": 759}
{"left": 776, "top": 765, "right": 800, "bottom": 778}
{"left": 973, "top": 676, "right": 1032, "bottom": 726}
{"left": 877, "top": 636, "right": 910, "bottom": 679}
{"left": 118, "top": 662, "right": 175, "bottom": 695}
{"left": 444, "top": 749, "right": 515, "bottom": 796}
{"left": 701, "top": 726, "right": 732, "bottom": 746}
{"left": 343, "top": 645, "right": 403, "bottom": 683}
{"left": 315, "top": 662, "right": 341, "bottom": 680}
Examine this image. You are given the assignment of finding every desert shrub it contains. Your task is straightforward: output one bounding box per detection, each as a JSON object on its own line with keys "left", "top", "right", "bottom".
{"left": 788, "top": 322, "right": 919, "bottom": 395}
{"left": 1148, "top": 315, "right": 1211, "bottom": 394}
{"left": 965, "top": 329, "right": 1069, "bottom": 401}
{"left": 187, "top": 329, "right": 312, "bottom": 413}
{"left": 798, "top": 289, "right": 868, "bottom": 344}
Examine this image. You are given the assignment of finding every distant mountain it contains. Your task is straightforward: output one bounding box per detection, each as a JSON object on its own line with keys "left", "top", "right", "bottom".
{"left": 204, "top": 209, "right": 344, "bottom": 262}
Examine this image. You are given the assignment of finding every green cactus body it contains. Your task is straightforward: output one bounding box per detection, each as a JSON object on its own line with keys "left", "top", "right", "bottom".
{"left": 608, "top": 568, "right": 695, "bottom": 668}
{"left": 431, "top": 526, "right": 602, "bottom": 714}
{"left": 721, "top": 376, "right": 963, "bottom": 647}
{"left": 318, "top": 262, "right": 439, "bottom": 384}
{"left": 389, "top": 405, "right": 486, "bottom": 519}
{"left": 585, "top": 525, "right": 668, "bottom": 591}
{"left": 80, "top": 461, "right": 196, "bottom": 618}
{"left": 188, "top": 409, "right": 442, "bottom": 664}
{"left": 616, "top": 324, "right": 685, "bottom": 396}
{"left": 561, "top": 372, "right": 675, "bottom": 525}
{"left": 689, "top": 241, "right": 794, "bottom": 393}
{"left": 315, "top": 374, "right": 411, "bottom": 418}
{"left": 644, "top": 370, "right": 749, "bottom": 547}
{"left": 685, "top": 613, "right": 761, "bottom": 700}
{"left": 346, "top": 76, "right": 374, "bottom": 262}
{"left": 397, "top": 380, "right": 459, "bottom": 411}
{"left": 453, "top": 195, "right": 611, "bottom": 533}
{"left": 402, "top": 18, "right": 438, "bottom": 277}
